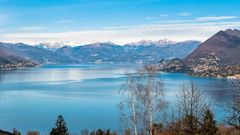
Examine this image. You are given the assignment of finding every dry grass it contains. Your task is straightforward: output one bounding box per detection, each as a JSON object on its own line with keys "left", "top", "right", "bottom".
{"left": 215, "top": 125, "right": 240, "bottom": 135}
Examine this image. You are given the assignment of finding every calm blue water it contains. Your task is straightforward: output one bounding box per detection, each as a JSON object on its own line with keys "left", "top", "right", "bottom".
{"left": 0, "top": 64, "right": 233, "bottom": 134}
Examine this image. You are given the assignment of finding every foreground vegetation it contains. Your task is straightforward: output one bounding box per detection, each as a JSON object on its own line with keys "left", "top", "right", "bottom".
{"left": 1, "top": 65, "right": 240, "bottom": 135}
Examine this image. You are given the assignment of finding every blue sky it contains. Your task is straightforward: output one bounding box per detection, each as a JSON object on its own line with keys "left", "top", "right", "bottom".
{"left": 0, "top": 0, "right": 240, "bottom": 45}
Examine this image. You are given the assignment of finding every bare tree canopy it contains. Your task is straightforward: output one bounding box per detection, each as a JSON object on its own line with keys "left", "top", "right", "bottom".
{"left": 119, "top": 65, "right": 167, "bottom": 135}
{"left": 175, "top": 82, "right": 209, "bottom": 135}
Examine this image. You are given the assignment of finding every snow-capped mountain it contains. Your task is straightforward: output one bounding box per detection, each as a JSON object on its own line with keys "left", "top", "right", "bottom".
{"left": 84, "top": 41, "right": 118, "bottom": 48}
{"left": 127, "top": 39, "right": 176, "bottom": 46}
{"left": 36, "top": 41, "right": 77, "bottom": 51}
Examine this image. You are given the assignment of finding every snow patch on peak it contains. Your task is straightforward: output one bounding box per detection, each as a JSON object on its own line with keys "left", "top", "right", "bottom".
{"left": 127, "top": 39, "right": 176, "bottom": 46}
{"left": 87, "top": 41, "right": 118, "bottom": 47}
{"left": 36, "top": 41, "right": 78, "bottom": 50}
{"left": 155, "top": 39, "right": 176, "bottom": 45}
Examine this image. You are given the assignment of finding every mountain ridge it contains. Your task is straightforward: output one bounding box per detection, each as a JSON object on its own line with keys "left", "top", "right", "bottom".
{"left": 56, "top": 40, "right": 200, "bottom": 63}
{"left": 0, "top": 39, "right": 200, "bottom": 66}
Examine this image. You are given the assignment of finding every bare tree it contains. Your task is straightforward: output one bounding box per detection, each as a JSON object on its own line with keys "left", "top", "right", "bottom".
{"left": 225, "top": 78, "right": 240, "bottom": 130}
{"left": 176, "top": 82, "right": 209, "bottom": 135}
{"left": 119, "top": 64, "right": 167, "bottom": 135}
{"left": 164, "top": 107, "right": 185, "bottom": 135}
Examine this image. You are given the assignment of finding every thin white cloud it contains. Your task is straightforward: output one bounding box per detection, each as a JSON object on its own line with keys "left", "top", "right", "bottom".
{"left": 153, "top": 20, "right": 194, "bottom": 24}
{"left": 145, "top": 16, "right": 158, "bottom": 20}
{"left": 159, "top": 14, "right": 168, "bottom": 17}
{"left": 1, "top": 21, "right": 240, "bottom": 45}
{"left": 19, "top": 26, "right": 46, "bottom": 31}
{"left": 196, "top": 16, "right": 239, "bottom": 21}
{"left": 55, "top": 19, "right": 76, "bottom": 24}
{"left": 178, "top": 12, "right": 192, "bottom": 16}
{"left": 146, "top": 14, "right": 168, "bottom": 20}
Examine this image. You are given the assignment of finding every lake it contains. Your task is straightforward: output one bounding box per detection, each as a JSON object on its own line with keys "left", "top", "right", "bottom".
{"left": 0, "top": 64, "right": 233, "bottom": 134}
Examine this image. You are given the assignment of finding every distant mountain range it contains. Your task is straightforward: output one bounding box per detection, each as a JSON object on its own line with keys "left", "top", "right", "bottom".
{"left": 55, "top": 40, "right": 200, "bottom": 63}
{"left": 0, "top": 40, "right": 200, "bottom": 66}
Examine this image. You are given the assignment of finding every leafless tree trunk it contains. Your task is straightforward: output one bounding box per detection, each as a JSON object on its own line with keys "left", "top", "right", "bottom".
{"left": 119, "top": 74, "right": 139, "bottom": 135}
{"left": 120, "top": 64, "right": 167, "bottom": 135}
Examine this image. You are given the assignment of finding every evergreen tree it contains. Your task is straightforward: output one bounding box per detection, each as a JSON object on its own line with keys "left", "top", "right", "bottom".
{"left": 50, "top": 128, "right": 56, "bottom": 135}
{"left": 200, "top": 109, "right": 217, "bottom": 135}
{"left": 105, "top": 129, "right": 111, "bottom": 135}
{"left": 151, "top": 123, "right": 163, "bottom": 135}
{"left": 183, "top": 115, "right": 200, "bottom": 135}
{"left": 90, "top": 131, "right": 96, "bottom": 135}
{"left": 124, "top": 129, "right": 131, "bottom": 135}
{"left": 96, "top": 129, "right": 104, "bottom": 135}
{"left": 50, "top": 115, "right": 69, "bottom": 135}
{"left": 13, "top": 128, "right": 21, "bottom": 135}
